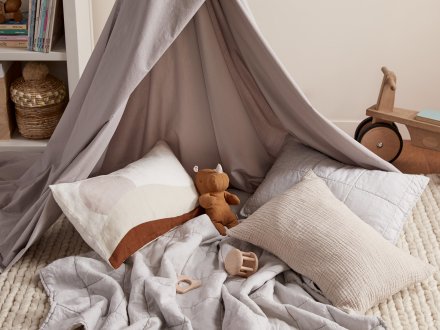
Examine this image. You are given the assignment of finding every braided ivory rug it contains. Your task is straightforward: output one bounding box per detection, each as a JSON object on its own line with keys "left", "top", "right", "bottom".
{"left": 0, "top": 175, "right": 439, "bottom": 330}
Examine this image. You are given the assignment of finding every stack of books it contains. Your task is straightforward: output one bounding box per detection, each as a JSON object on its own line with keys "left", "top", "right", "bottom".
{"left": 28, "top": 0, "right": 63, "bottom": 52}
{"left": 0, "top": 16, "right": 28, "bottom": 48}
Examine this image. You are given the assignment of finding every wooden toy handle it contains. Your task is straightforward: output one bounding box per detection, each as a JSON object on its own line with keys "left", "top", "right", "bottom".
{"left": 381, "top": 66, "right": 392, "bottom": 75}
{"left": 381, "top": 67, "right": 396, "bottom": 91}
{"left": 376, "top": 66, "right": 397, "bottom": 112}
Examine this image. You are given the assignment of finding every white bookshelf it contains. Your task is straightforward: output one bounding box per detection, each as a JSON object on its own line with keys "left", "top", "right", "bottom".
{"left": 0, "top": 38, "right": 67, "bottom": 61}
{"left": 0, "top": 0, "right": 94, "bottom": 152}
{"left": 0, "top": 131, "right": 47, "bottom": 151}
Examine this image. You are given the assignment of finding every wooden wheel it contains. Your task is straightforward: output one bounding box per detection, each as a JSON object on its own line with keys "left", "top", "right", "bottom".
{"left": 355, "top": 117, "right": 398, "bottom": 141}
{"left": 358, "top": 123, "right": 403, "bottom": 162}
{"left": 354, "top": 117, "right": 373, "bottom": 141}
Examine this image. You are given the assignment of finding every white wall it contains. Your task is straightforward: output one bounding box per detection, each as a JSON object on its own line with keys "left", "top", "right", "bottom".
{"left": 90, "top": 0, "right": 115, "bottom": 43}
{"left": 247, "top": 0, "right": 440, "bottom": 136}
{"left": 91, "top": 0, "right": 440, "bottom": 136}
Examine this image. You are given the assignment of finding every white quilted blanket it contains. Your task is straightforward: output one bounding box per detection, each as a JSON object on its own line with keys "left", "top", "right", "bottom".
{"left": 39, "top": 215, "right": 385, "bottom": 329}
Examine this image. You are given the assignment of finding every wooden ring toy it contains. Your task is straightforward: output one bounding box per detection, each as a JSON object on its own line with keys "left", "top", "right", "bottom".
{"left": 176, "top": 275, "right": 201, "bottom": 294}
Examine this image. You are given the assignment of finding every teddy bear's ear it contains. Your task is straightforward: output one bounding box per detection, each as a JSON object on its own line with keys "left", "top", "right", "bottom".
{"left": 215, "top": 164, "right": 223, "bottom": 173}
{"left": 193, "top": 166, "right": 199, "bottom": 173}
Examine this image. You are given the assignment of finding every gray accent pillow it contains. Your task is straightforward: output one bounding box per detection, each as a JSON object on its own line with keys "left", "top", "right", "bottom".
{"left": 229, "top": 171, "right": 434, "bottom": 312}
{"left": 241, "top": 138, "right": 429, "bottom": 243}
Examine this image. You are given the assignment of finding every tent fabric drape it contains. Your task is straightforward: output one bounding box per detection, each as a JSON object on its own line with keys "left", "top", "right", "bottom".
{"left": 0, "top": 0, "right": 397, "bottom": 272}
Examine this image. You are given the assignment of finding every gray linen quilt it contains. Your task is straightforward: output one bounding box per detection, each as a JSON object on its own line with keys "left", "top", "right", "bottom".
{"left": 39, "top": 215, "right": 386, "bottom": 329}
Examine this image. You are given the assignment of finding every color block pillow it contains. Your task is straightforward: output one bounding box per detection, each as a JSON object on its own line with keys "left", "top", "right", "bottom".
{"left": 50, "top": 141, "right": 200, "bottom": 268}
{"left": 229, "top": 171, "right": 434, "bottom": 312}
{"left": 241, "top": 137, "right": 429, "bottom": 243}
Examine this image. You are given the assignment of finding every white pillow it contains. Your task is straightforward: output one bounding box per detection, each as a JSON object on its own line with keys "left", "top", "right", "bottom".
{"left": 241, "top": 137, "right": 429, "bottom": 243}
{"left": 50, "top": 141, "right": 200, "bottom": 268}
{"left": 229, "top": 171, "right": 434, "bottom": 312}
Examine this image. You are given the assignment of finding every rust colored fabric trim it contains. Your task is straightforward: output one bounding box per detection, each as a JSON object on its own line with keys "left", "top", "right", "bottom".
{"left": 109, "top": 207, "right": 203, "bottom": 268}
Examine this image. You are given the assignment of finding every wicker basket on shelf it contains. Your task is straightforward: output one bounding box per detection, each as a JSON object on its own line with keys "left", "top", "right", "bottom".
{"left": 10, "top": 62, "right": 67, "bottom": 139}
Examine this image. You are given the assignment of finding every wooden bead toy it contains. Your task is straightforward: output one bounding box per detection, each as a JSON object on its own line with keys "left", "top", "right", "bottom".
{"left": 224, "top": 248, "right": 258, "bottom": 278}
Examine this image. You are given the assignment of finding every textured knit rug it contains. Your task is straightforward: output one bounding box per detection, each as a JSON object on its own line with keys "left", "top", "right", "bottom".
{"left": 0, "top": 219, "right": 90, "bottom": 330}
{"left": 366, "top": 174, "right": 440, "bottom": 329}
{"left": 0, "top": 175, "right": 439, "bottom": 330}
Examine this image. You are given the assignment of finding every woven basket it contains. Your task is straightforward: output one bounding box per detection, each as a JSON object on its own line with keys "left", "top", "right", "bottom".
{"left": 10, "top": 63, "right": 67, "bottom": 140}
{"left": 11, "top": 75, "right": 66, "bottom": 107}
{"left": 15, "top": 102, "right": 65, "bottom": 139}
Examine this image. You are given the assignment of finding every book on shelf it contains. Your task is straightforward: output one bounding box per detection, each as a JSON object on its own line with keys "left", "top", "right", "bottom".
{"left": 415, "top": 110, "right": 440, "bottom": 125}
{"left": 33, "top": 0, "right": 42, "bottom": 50}
{"left": 0, "top": 62, "right": 21, "bottom": 140}
{"left": 33, "top": 0, "right": 47, "bottom": 51}
{"left": 0, "top": 35, "right": 28, "bottom": 41}
{"left": 45, "top": 0, "right": 62, "bottom": 52}
{"left": 0, "top": 29, "right": 27, "bottom": 35}
{"left": 40, "top": 0, "right": 51, "bottom": 51}
{"left": 0, "top": 17, "right": 28, "bottom": 30}
{"left": 28, "top": 0, "right": 38, "bottom": 50}
{"left": 0, "top": 40, "right": 27, "bottom": 48}
{"left": 28, "top": 0, "right": 63, "bottom": 53}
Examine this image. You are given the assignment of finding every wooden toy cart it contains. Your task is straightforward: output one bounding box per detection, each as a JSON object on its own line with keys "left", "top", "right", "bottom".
{"left": 355, "top": 67, "right": 440, "bottom": 162}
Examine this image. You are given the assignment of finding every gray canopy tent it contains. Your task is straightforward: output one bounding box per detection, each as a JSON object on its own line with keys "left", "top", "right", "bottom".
{"left": 0, "top": 0, "right": 397, "bottom": 272}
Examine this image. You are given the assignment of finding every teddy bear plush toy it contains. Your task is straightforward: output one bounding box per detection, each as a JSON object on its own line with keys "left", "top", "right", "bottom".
{"left": 0, "top": 0, "right": 23, "bottom": 24}
{"left": 193, "top": 164, "right": 240, "bottom": 235}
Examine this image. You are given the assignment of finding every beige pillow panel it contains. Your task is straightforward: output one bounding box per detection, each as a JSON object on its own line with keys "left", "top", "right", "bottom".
{"left": 51, "top": 141, "right": 200, "bottom": 269}
{"left": 229, "top": 171, "right": 434, "bottom": 312}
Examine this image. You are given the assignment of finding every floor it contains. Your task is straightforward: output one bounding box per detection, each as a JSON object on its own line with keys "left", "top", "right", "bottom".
{"left": 393, "top": 141, "right": 440, "bottom": 174}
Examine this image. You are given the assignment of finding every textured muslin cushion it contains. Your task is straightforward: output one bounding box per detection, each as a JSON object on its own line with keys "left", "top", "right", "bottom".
{"left": 241, "top": 137, "right": 429, "bottom": 243}
{"left": 50, "top": 141, "right": 200, "bottom": 268}
{"left": 229, "top": 171, "right": 434, "bottom": 312}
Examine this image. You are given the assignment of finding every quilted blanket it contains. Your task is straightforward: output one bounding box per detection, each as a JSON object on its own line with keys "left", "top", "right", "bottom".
{"left": 39, "top": 215, "right": 385, "bottom": 329}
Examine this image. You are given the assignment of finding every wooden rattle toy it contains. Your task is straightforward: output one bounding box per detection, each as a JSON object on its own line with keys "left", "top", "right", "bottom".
{"left": 224, "top": 248, "right": 258, "bottom": 278}
{"left": 355, "top": 66, "right": 440, "bottom": 163}
{"left": 176, "top": 275, "right": 201, "bottom": 294}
